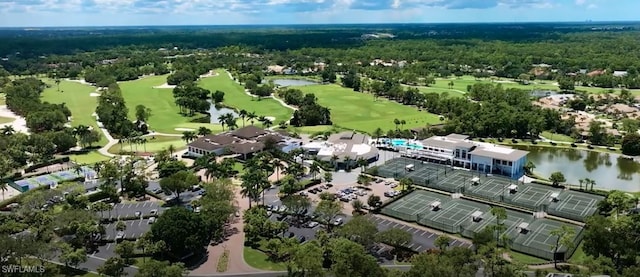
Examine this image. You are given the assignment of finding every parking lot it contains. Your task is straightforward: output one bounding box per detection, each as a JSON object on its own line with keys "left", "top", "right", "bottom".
{"left": 103, "top": 218, "right": 153, "bottom": 241}
{"left": 299, "top": 177, "right": 398, "bottom": 214}
{"left": 101, "top": 201, "right": 165, "bottom": 219}
{"left": 148, "top": 180, "right": 203, "bottom": 203}
{"left": 367, "top": 215, "right": 473, "bottom": 252}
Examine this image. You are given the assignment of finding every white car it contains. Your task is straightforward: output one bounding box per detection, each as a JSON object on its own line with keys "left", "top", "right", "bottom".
{"left": 307, "top": 221, "right": 319, "bottom": 228}
{"left": 390, "top": 183, "right": 398, "bottom": 188}
{"left": 150, "top": 209, "right": 158, "bottom": 216}
{"left": 148, "top": 217, "right": 156, "bottom": 224}
{"left": 332, "top": 218, "right": 344, "bottom": 226}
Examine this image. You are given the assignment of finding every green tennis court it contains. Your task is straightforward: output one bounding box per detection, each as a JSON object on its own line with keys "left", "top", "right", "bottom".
{"left": 509, "top": 219, "right": 583, "bottom": 260}
{"left": 381, "top": 190, "right": 446, "bottom": 222}
{"left": 548, "top": 191, "right": 603, "bottom": 222}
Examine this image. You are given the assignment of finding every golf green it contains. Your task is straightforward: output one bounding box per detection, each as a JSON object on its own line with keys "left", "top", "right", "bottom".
{"left": 41, "top": 79, "right": 108, "bottom": 145}
{"left": 118, "top": 75, "right": 223, "bottom": 134}
{"left": 297, "top": 84, "right": 440, "bottom": 133}
{"left": 199, "top": 69, "right": 294, "bottom": 124}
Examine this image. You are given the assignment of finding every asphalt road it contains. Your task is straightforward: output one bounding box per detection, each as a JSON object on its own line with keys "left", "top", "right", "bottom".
{"left": 148, "top": 180, "right": 202, "bottom": 203}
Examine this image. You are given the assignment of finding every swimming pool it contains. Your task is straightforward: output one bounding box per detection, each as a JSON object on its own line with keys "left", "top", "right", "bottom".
{"left": 389, "top": 139, "right": 424, "bottom": 150}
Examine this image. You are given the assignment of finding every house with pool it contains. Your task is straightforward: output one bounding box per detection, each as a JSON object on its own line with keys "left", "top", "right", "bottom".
{"left": 374, "top": 133, "right": 528, "bottom": 179}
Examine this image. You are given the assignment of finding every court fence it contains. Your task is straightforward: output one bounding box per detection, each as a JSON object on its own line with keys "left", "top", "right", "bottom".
{"left": 509, "top": 226, "right": 584, "bottom": 261}
{"left": 547, "top": 208, "right": 590, "bottom": 223}
{"left": 381, "top": 207, "right": 418, "bottom": 222}
{"left": 417, "top": 214, "right": 462, "bottom": 234}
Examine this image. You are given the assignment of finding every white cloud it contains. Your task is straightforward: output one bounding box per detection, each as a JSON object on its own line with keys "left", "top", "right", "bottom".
{"left": 575, "top": 0, "right": 586, "bottom": 5}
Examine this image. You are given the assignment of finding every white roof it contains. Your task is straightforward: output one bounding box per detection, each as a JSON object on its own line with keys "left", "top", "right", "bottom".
{"left": 351, "top": 144, "right": 371, "bottom": 155}
{"left": 471, "top": 211, "right": 483, "bottom": 218}
{"left": 471, "top": 177, "right": 480, "bottom": 182}
{"left": 508, "top": 184, "right": 518, "bottom": 190}
{"left": 430, "top": 201, "right": 441, "bottom": 207}
{"left": 518, "top": 222, "right": 530, "bottom": 230}
{"left": 550, "top": 192, "right": 560, "bottom": 198}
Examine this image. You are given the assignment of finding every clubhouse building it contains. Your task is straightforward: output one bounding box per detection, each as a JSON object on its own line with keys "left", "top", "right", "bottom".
{"left": 186, "top": 126, "right": 300, "bottom": 159}
{"left": 302, "top": 131, "right": 379, "bottom": 169}
{"left": 377, "top": 134, "right": 528, "bottom": 179}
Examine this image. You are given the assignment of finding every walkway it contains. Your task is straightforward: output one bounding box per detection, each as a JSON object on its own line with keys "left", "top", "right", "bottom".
{"left": 189, "top": 180, "right": 260, "bottom": 275}
{"left": 97, "top": 124, "right": 118, "bottom": 157}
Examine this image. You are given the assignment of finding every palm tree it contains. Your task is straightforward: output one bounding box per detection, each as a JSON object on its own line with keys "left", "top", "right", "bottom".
{"left": 352, "top": 199, "right": 364, "bottom": 214}
{"left": 258, "top": 116, "right": 267, "bottom": 125}
{"left": 262, "top": 118, "right": 273, "bottom": 129}
{"left": 218, "top": 114, "right": 228, "bottom": 131}
{"left": 0, "top": 182, "right": 7, "bottom": 201}
{"left": 239, "top": 109, "right": 248, "bottom": 127}
{"left": 309, "top": 162, "right": 321, "bottom": 180}
{"left": 224, "top": 114, "right": 238, "bottom": 130}
{"left": 240, "top": 172, "right": 264, "bottom": 208}
{"left": 330, "top": 155, "right": 339, "bottom": 170}
{"left": 181, "top": 131, "right": 197, "bottom": 143}
{"left": 197, "top": 127, "right": 212, "bottom": 136}
{"left": 373, "top": 128, "right": 384, "bottom": 140}
{"left": 578, "top": 179, "right": 584, "bottom": 190}
{"left": 356, "top": 157, "right": 368, "bottom": 171}
{"left": 1, "top": 125, "right": 15, "bottom": 136}
{"left": 167, "top": 144, "right": 176, "bottom": 157}
{"left": 587, "top": 178, "right": 597, "bottom": 191}
{"left": 140, "top": 138, "right": 148, "bottom": 152}
{"left": 393, "top": 118, "right": 400, "bottom": 131}
{"left": 271, "top": 158, "right": 286, "bottom": 181}
{"left": 400, "top": 119, "right": 406, "bottom": 129}
{"left": 343, "top": 156, "right": 354, "bottom": 171}
{"left": 247, "top": 111, "right": 258, "bottom": 125}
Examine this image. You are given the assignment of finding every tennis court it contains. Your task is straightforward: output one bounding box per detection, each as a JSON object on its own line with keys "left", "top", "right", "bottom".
{"left": 466, "top": 177, "right": 514, "bottom": 201}
{"left": 461, "top": 209, "right": 532, "bottom": 239}
{"left": 381, "top": 190, "right": 446, "bottom": 222}
{"left": 548, "top": 191, "right": 603, "bottom": 222}
{"left": 13, "top": 179, "right": 40, "bottom": 192}
{"left": 504, "top": 184, "right": 554, "bottom": 210}
{"left": 51, "top": 170, "right": 80, "bottom": 181}
{"left": 34, "top": 175, "right": 58, "bottom": 186}
{"left": 418, "top": 199, "right": 490, "bottom": 234}
{"left": 510, "top": 219, "right": 583, "bottom": 260}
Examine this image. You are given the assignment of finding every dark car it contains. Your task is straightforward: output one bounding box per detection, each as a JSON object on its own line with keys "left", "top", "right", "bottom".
{"left": 298, "top": 236, "right": 306, "bottom": 243}
{"left": 325, "top": 183, "right": 333, "bottom": 187}
{"left": 287, "top": 232, "right": 295, "bottom": 238}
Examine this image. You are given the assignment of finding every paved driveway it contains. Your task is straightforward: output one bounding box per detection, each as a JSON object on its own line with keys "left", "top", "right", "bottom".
{"left": 103, "top": 219, "right": 153, "bottom": 240}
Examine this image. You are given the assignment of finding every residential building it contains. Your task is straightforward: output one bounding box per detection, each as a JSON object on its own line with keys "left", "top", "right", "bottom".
{"left": 397, "top": 134, "right": 528, "bottom": 179}
{"left": 186, "top": 126, "right": 300, "bottom": 159}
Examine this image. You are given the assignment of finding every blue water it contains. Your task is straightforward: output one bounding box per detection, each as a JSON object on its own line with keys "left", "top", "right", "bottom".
{"left": 387, "top": 139, "right": 423, "bottom": 150}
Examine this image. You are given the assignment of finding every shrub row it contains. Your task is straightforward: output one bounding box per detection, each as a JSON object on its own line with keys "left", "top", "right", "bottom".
{"left": 24, "top": 157, "right": 70, "bottom": 173}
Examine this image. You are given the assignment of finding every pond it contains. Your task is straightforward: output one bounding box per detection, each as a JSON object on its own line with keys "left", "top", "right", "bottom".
{"left": 271, "top": 79, "right": 318, "bottom": 87}
{"left": 515, "top": 145, "right": 640, "bottom": 192}
{"left": 208, "top": 101, "right": 238, "bottom": 124}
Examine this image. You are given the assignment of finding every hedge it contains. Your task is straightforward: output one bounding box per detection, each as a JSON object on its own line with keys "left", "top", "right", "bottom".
{"left": 0, "top": 186, "right": 49, "bottom": 209}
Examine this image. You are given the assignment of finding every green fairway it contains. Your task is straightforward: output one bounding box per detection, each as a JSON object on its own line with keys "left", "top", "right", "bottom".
{"left": 119, "top": 75, "right": 223, "bottom": 134}
{"left": 107, "top": 135, "right": 186, "bottom": 154}
{"left": 414, "top": 86, "right": 466, "bottom": 98}
{"left": 199, "top": 69, "right": 293, "bottom": 123}
{"left": 66, "top": 151, "right": 111, "bottom": 164}
{"left": 432, "top": 75, "right": 640, "bottom": 95}
{"left": 0, "top": 116, "right": 13, "bottom": 124}
{"left": 287, "top": 125, "right": 343, "bottom": 134}
{"left": 243, "top": 247, "right": 286, "bottom": 271}
{"left": 541, "top": 131, "right": 574, "bottom": 142}
{"left": 297, "top": 84, "right": 440, "bottom": 133}
{"left": 41, "top": 79, "right": 108, "bottom": 145}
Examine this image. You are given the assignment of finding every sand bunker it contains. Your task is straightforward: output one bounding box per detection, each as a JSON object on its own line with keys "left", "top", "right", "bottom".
{"left": 175, "top": 128, "right": 195, "bottom": 131}
{"left": 89, "top": 93, "right": 101, "bottom": 97}
{"left": 265, "top": 116, "right": 276, "bottom": 122}
{"left": 200, "top": 71, "right": 219, "bottom": 78}
{"left": 0, "top": 105, "right": 29, "bottom": 134}
{"left": 154, "top": 83, "right": 176, "bottom": 89}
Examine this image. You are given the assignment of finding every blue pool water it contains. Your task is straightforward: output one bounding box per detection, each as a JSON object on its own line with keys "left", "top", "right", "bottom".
{"left": 388, "top": 139, "right": 423, "bottom": 150}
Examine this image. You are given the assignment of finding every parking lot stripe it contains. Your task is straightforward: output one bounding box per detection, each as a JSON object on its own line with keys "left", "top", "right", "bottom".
{"left": 392, "top": 223, "right": 399, "bottom": 228}
{"left": 408, "top": 243, "right": 415, "bottom": 248}
{"left": 420, "top": 231, "right": 427, "bottom": 236}
{"left": 428, "top": 233, "right": 435, "bottom": 238}
{"left": 467, "top": 244, "right": 473, "bottom": 249}
{"left": 129, "top": 221, "right": 135, "bottom": 226}
{"left": 415, "top": 246, "right": 422, "bottom": 252}
{"left": 412, "top": 229, "right": 419, "bottom": 234}
{"left": 135, "top": 203, "right": 140, "bottom": 208}
{"left": 106, "top": 244, "right": 112, "bottom": 250}
{"left": 138, "top": 221, "right": 142, "bottom": 226}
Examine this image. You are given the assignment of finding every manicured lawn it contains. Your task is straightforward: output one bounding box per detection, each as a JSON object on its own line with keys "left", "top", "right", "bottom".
{"left": 540, "top": 131, "right": 575, "bottom": 142}
{"left": 243, "top": 247, "right": 287, "bottom": 271}
{"left": 432, "top": 75, "right": 640, "bottom": 95}
{"left": 119, "top": 75, "right": 222, "bottom": 134}
{"left": 0, "top": 116, "right": 13, "bottom": 124}
{"left": 0, "top": 94, "right": 5, "bottom": 105}
{"left": 509, "top": 250, "right": 548, "bottom": 264}
{"left": 568, "top": 243, "right": 588, "bottom": 264}
{"left": 413, "top": 85, "right": 466, "bottom": 98}
{"left": 199, "top": 69, "right": 293, "bottom": 123}
{"left": 298, "top": 84, "right": 440, "bottom": 133}
{"left": 66, "top": 151, "right": 111, "bottom": 164}
{"left": 41, "top": 79, "right": 108, "bottom": 145}
{"left": 286, "top": 125, "right": 344, "bottom": 135}
{"left": 107, "top": 135, "right": 186, "bottom": 154}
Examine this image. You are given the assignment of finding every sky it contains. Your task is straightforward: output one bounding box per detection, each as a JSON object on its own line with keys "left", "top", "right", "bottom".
{"left": 0, "top": 0, "right": 637, "bottom": 27}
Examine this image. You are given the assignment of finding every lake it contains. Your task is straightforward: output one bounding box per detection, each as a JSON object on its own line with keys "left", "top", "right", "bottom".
{"left": 515, "top": 145, "right": 640, "bottom": 192}
{"left": 208, "top": 102, "right": 238, "bottom": 124}
{"left": 271, "top": 79, "right": 318, "bottom": 87}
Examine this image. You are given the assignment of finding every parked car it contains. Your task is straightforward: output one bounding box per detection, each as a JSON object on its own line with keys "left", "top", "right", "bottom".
{"left": 332, "top": 218, "right": 344, "bottom": 226}
{"left": 325, "top": 183, "right": 333, "bottom": 187}
{"left": 148, "top": 217, "right": 156, "bottom": 224}
{"left": 266, "top": 205, "right": 274, "bottom": 211}
{"left": 134, "top": 211, "right": 142, "bottom": 217}
{"left": 307, "top": 221, "right": 319, "bottom": 228}
{"left": 278, "top": 206, "right": 287, "bottom": 213}
{"left": 298, "top": 236, "right": 306, "bottom": 243}
{"left": 299, "top": 191, "right": 308, "bottom": 197}
{"left": 390, "top": 183, "right": 398, "bottom": 188}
